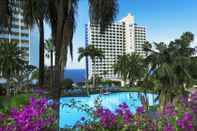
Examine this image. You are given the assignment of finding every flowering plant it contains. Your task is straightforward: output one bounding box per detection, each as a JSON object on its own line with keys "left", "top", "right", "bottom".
{"left": 0, "top": 97, "right": 56, "bottom": 131}
{"left": 75, "top": 91, "right": 197, "bottom": 131}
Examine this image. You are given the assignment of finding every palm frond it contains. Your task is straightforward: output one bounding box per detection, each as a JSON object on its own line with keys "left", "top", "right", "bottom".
{"left": 89, "top": 0, "right": 118, "bottom": 31}
{"left": 0, "top": 0, "right": 15, "bottom": 32}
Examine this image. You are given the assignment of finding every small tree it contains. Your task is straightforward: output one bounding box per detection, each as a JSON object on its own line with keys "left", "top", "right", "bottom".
{"left": 113, "top": 54, "right": 129, "bottom": 86}
{"left": 113, "top": 53, "right": 145, "bottom": 86}
{"left": 78, "top": 45, "right": 104, "bottom": 88}
{"left": 127, "top": 53, "right": 145, "bottom": 86}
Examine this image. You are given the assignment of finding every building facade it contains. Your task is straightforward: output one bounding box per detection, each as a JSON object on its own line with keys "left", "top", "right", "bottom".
{"left": 86, "top": 13, "right": 146, "bottom": 80}
{"left": 0, "top": 0, "right": 31, "bottom": 63}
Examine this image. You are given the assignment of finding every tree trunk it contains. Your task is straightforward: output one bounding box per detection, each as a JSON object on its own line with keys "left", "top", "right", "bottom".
{"left": 92, "top": 61, "right": 96, "bottom": 88}
{"left": 38, "top": 21, "right": 45, "bottom": 88}
{"left": 159, "top": 90, "right": 167, "bottom": 111}
{"left": 50, "top": 50, "right": 53, "bottom": 89}
{"left": 53, "top": 1, "right": 64, "bottom": 129}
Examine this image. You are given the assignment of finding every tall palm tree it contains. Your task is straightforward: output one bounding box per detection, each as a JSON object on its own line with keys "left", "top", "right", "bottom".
{"left": 113, "top": 54, "right": 129, "bottom": 86}
{"left": 146, "top": 32, "right": 195, "bottom": 110}
{"left": 78, "top": 45, "right": 104, "bottom": 88}
{"left": 0, "top": 41, "right": 27, "bottom": 80}
{"left": 127, "top": 53, "right": 145, "bottom": 86}
{"left": 21, "top": 0, "right": 48, "bottom": 88}
{"left": 46, "top": 3, "right": 118, "bottom": 123}
{"left": 47, "top": 1, "right": 118, "bottom": 128}
{"left": 114, "top": 53, "right": 145, "bottom": 86}
{"left": 45, "top": 38, "right": 55, "bottom": 89}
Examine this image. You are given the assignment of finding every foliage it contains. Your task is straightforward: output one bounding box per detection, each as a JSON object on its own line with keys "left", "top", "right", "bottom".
{"left": 0, "top": 0, "right": 13, "bottom": 29}
{"left": 0, "top": 97, "right": 56, "bottom": 130}
{"left": 127, "top": 53, "right": 146, "bottom": 86}
{"left": 31, "top": 67, "right": 53, "bottom": 88}
{"left": 31, "top": 69, "right": 39, "bottom": 80}
{"left": 21, "top": 0, "right": 48, "bottom": 87}
{"left": 0, "top": 94, "right": 36, "bottom": 113}
{"left": 78, "top": 45, "right": 104, "bottom": 89}
{"left": 119, "top": 86, "right": 157, "bottom": 93}
{"left": 73, "top": 91, "right": 197, "bottom": 131}
{"left": 145, "top": 32, "right": 196, "bottom": 107}
{"left": 114, "top": 53, "right": 146, "bottom": 86}
{"left": 188, "top": 57, "right": 197, "bottom": 80}
{"left": 0, "top": 41, "right": 27, "bottom": 80}
{"left": 101, "top": 80, "right": 121, "bottom": 87}
{"left": 45, "top": 38, "right": 55, "bottom": 78}
{"left": 78, "top": 45, "right": 104, "bottom": 63}
{"left": 113, "top": 54, "right": 129, "bottom": 82}
{"left": 61, "top": 79, "right": 73, "bottom": 89}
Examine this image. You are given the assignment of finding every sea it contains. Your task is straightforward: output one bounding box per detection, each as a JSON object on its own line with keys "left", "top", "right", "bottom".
{"left": 64, "top": 69, "right": 86, "bottom": 83}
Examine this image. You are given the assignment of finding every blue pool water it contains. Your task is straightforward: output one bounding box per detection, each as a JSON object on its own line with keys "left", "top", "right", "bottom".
{"left": 60, "top": 92, "right": 158, "bottom": 128}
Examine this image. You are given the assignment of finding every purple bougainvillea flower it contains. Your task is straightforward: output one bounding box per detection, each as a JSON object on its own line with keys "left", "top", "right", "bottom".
{"left": 0, "top": 113, "right": 5, "bottom": 121}
{"left": 136, "top": 106, "right": 144, "bottom": 113}
{"left": 116, "top": 103, "right": 133, "bottom": 124}
{"left": 1, "top": 97, "right": 56, "bottom": 131}
{"left": 163, "top": 103, "right": 176, "bottom": 117}
{"left": 177, "top": 112, "right": 193, "bottom": 130}
{"left": 95, "top": 107, "right": 116, "bottom": 128}
{"left": 163, "top": 123, "right": 175, "bottom": 131}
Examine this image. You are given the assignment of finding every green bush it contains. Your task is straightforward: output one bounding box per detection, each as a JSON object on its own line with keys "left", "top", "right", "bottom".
{"left": 149, "top": 104, "right": 159, "bottom": 112}
{"left": 61, "top": 79, "right": 73, "bottom": 89}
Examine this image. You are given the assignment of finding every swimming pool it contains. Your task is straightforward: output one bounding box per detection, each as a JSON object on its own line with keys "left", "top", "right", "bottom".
{"left": 60, "top": 92, "right": 158, "bottom": 128}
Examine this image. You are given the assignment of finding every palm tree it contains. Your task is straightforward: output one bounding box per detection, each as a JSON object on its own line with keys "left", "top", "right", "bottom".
{"left": 78, "top": 45, "right": 104, "bottom": 88}
{"left": 103, "top": 70, "right": 108, "bottom": 80}
{"left": 21, "top": 0, "right": 48, "bottom": 88}
{"left": 127, "top": 53, "right": 145, "bottom": 86}
{"left": 114, "top": 53, "right": 145, "bottom": 86}
{"left": 0, "top": 0, "right": 118, "bottom": 128}
{"left": 0, "top": 41, "right": 27, "bottom": 80}
{"left": 45, "top": 39, "right": 55, "bottom": 89}
{"left": 143, "top": 41, "right": 152, "bottom": 56}
{"left": 113, "top": 54, "right": 129, "bottom": 86}
{"left": 46, "top": 0, "right": 118, "bottom": 99}
{"left": 146, "top": 32, "right": 195, "bottom": 110}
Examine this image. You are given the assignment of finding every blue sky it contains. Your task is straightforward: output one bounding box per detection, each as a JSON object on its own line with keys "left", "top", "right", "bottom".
{"left": 36, "top": 0, "right": 197, "bottom": 69}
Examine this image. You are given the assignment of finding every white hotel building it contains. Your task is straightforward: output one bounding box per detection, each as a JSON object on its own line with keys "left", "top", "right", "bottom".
{"left": 85, "top": 13, "right": 146, "bottom": 80}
